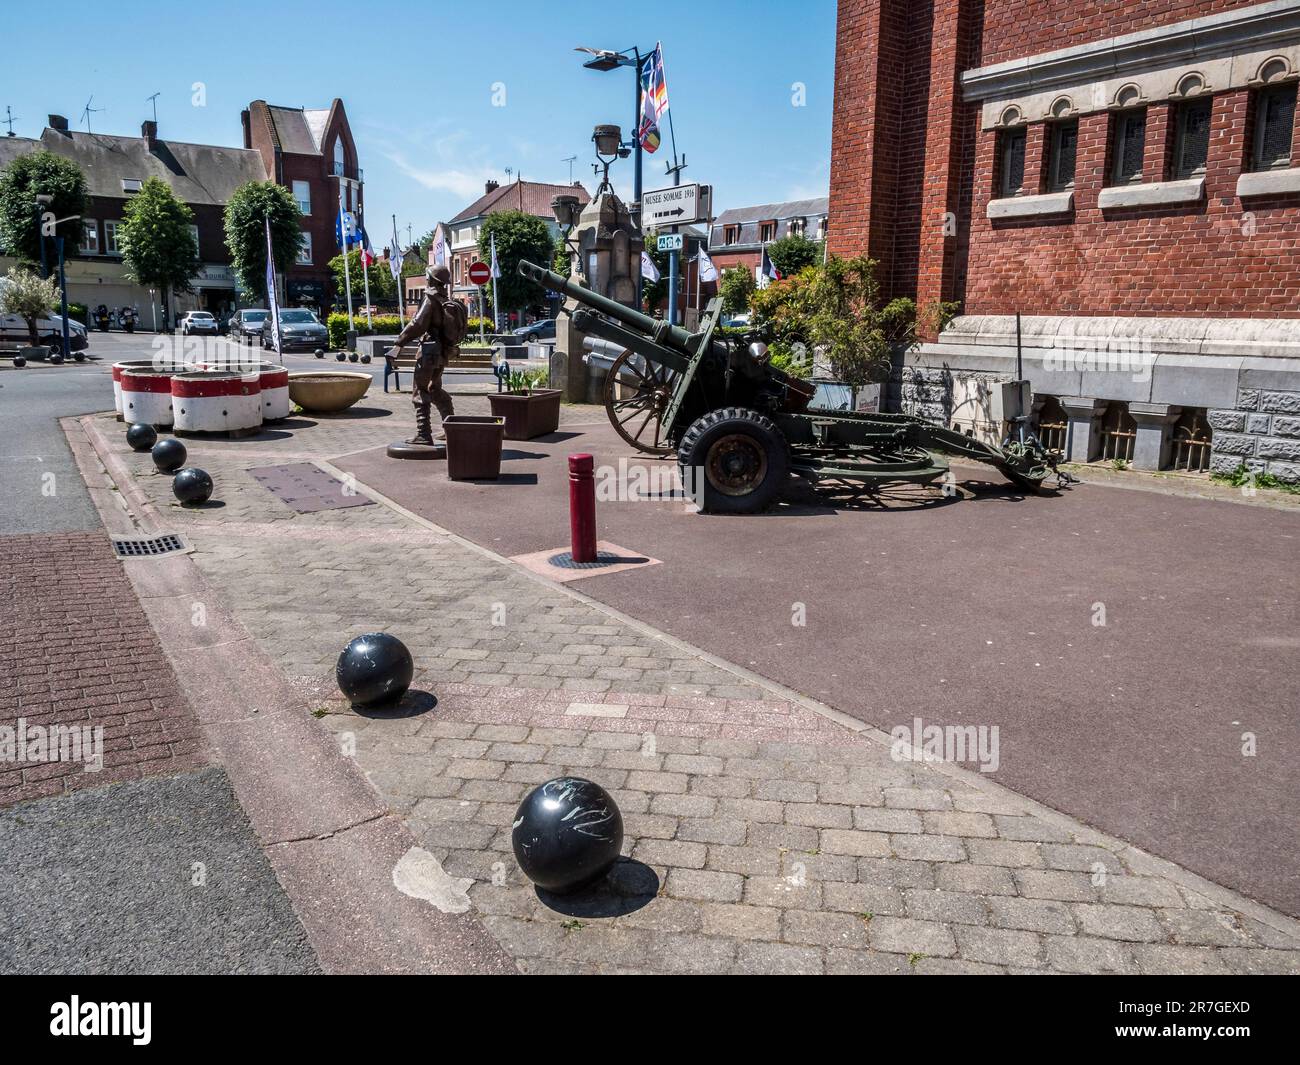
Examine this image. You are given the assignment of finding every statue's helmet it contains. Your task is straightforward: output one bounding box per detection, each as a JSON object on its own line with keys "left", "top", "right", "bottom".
{"left": 427, "top": 264, "right": 451, "bottom": 287}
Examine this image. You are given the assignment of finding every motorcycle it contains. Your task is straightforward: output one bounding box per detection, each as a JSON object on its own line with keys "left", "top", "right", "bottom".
{"left": 119, "top": 307, "right": 137, "bottom": 333}
{"left": 94, "top": 305, "right": 112, "bottom": 332}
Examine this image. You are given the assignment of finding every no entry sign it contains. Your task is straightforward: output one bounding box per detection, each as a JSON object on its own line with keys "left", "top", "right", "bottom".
{"left": 468, "top": 261, "right": 491, "bottom": 285}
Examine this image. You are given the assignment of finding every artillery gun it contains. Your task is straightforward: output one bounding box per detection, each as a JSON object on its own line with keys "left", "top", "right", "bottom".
{"left": 519, "top": 260, "right": 1063, "bottom": 513}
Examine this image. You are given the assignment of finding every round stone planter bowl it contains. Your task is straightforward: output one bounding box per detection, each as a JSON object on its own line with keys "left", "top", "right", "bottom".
{"left": 287, "top": 371, "right": 371, "bottom": 413}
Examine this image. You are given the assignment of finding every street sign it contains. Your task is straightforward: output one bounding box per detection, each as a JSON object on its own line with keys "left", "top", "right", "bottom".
{"left": 642, "top": 183, "right": 710, "bottom": 226}
{"left": 656, "top": 233, "right": 684, "bottom": 253}
{"left": 468, "top": 261, "right": 491, "bottom": 285}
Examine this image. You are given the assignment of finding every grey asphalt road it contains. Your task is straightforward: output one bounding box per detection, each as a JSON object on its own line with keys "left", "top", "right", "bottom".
{"left": 0, "top": 768, "right": 319, "bottom": 974}
{"left": 1, "top": 332, "right": 320, "bottom": 975}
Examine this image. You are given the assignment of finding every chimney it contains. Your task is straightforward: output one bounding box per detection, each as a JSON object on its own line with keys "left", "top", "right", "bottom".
{"left": 485, "top": 179, "right": 499, "bottom": 194}
{"left": 241, "top": 108, "right": 251, "bottom": 149}
{"left": 48, "top": 114, "right": 69, "bottom": 133}
{"left": 142, "top": 120, "right": 158, "bottom": 150}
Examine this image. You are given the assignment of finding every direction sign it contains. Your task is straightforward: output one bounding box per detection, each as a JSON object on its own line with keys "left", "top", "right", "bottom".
{"left": 656, "top": 233, "right": 684, "bottom": 253}
{"left": 642, "top": 183, "right": 710, "bottom": 226}
{"left": 468, "top": 260, "right": 491, "bottom": 285}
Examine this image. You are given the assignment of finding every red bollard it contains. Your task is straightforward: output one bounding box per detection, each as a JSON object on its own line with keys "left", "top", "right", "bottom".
{"left": 568, "top": 453, "right": 598, "bottom": 563}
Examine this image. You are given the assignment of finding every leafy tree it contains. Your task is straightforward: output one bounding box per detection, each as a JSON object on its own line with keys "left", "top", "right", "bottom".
{"left": 0, "top": 266, "right": 61, "bottom": 344}
{"left": 552, "top": 234, "right": 571, "bottom": 278}
{"left": 328, "top": 249, "right": 397, "bottom": 304}
{"left": 750, "top": 254, "right": 942, "bottom": 399}
{"left": 641, "top": 233, "right": 670, "bottom": 312}
{"left": 0, "top": 151, "right": 88, "bottom": 266}
{"left": 766, "top": 234, "right": 822, "bottom": 279}
{"left": 476, "top": 210, "right": 552, "bottom": 317}
{"left": 117, "top": 177, "right": 199, "bottom": 328}
{"left": 719, "top": 264, "right": 755, "bottom": 315}
{"left": 222, "top": 181, "right": 303, "bottom": 303}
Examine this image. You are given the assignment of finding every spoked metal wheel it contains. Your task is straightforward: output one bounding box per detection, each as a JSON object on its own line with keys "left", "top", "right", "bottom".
{"left": 603, "top": 350, "right": 680, "bottom": 456}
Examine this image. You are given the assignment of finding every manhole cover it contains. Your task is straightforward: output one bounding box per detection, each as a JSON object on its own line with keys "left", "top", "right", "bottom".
{"left": 546, "top": 550, "right": 648, "bottom": 570}
{"left": 249, "top": 462, "right": 376, "bottom": 513}
{"left": 112, "top": 533, "right": 186, "bottom": 558}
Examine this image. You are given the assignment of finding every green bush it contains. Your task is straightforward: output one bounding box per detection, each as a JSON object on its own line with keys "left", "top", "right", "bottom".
{"left": 465, "top": 317, "right": 494, "bottom": 338}
{"left": 67, "top": 302, "right": 87, "bottom": 325}
{"left": 326, "top": 312, "right": 404, "bottom": 349}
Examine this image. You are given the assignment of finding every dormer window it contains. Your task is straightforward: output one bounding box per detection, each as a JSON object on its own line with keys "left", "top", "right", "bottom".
{"left": 759, "top": 220, "right": 777, "bottom": 242}
{"left": 121, "top": 179, "right": 142, "bottom": 194}
{"left": 723, "top": 224, "right": 740, "bottom": 244}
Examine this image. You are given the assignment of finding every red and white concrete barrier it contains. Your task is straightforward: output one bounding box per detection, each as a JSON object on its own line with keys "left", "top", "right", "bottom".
{"left": 171, "top": 371, "right": 262, "bottom": 433}
{"left": 120, "top": 367, "right": 181, "bottom": 427}
{"left": 257, "top": 364, "right": 290, "bottom": 422}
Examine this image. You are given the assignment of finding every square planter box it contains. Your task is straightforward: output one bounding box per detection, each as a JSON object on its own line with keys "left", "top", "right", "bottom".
{"left": 444, "top": 415, "right": 506, "bottom": 480}
{"left": 488, "top": 388, "right": 561, "bottom": 440}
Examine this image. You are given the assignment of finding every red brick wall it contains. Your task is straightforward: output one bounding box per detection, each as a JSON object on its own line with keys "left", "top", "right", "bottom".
{"left": 979, "top": 1, "right": 1262, "bottom": 66}
{"left": 965, "top": 90, "right": 1300, "bottom": 318}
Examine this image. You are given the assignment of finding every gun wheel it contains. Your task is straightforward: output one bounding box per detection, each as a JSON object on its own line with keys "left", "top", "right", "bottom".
{"left": 604, "top": 350, "right": 679, "bottom": 456}
{"left": 677, "top": 407, "right": 790, "bottom": 514}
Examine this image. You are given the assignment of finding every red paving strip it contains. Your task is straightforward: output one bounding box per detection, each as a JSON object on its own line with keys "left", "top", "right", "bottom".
{"left": 0, "top": 533, "right": 205, "bottom": 806}
{"left": 334, "top": 423, "right": 1300, "bottom": 918}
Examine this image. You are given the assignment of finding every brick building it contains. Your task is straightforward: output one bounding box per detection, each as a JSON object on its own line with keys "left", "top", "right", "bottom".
{"left": 708, "top": 197, "right": 829, "bottom": 276}
{"left": 830, "top": 0, "right": 1300, "bottom": 480}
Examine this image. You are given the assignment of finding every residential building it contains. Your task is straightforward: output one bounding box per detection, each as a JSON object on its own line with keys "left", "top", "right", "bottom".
{"left": 708, "top": 197, "right": 829, "bottom": 278}
{"left": 830, "top": 0, "right": 1300, "bottom": 480}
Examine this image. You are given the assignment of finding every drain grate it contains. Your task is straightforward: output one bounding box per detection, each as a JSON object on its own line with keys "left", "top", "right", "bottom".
{"left": 546, "top": 550, "right": 649, "bottom": 570}
{"left": 112, "top": 533, "right": 186, "bottom": 558}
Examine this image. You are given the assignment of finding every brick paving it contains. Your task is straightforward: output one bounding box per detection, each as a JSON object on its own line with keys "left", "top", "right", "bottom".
{"left": 80, "top": 394, "right": 1300, "bottom": 974}
{"left": 0, "top": 533, "right": 205, "bottom": 806}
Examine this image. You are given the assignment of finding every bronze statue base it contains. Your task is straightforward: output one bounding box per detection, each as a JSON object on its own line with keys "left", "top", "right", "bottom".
{"left": 387, "top": 440, "right": 447, "bottom": 460}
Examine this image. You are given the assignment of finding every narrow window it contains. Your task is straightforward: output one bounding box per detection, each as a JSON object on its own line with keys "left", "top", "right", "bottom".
{"left": 1173, "top": 98, "right": 1213, "bottom": 178}
{"left": 998, "top": 126, "right": 1027, "bottom": 196}
{"left": 297, "top": 233, "right": 312, "bottom": 265}
{"left": 1253, "top": 83, "right": 1297, "bottom": 171}
{"left": 759, "top": 220, "right": 777, "bottom": 242}
{"left": 1048, "top": 120, "right": 1078, "bottom": 191}
{"left": 79, "top": 219, "right": 99, "bottom": 254}
{"left": 1110, "top": 109, "right": 1147, "bottom": 185}
{"left": 293, "top": 179, "right": 312, "bottom": 215}
{"left": 104, "top": 220, "right": 120, "bottom": 255}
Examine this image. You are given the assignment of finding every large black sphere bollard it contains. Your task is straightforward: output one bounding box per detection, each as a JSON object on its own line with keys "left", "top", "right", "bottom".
{"left": 13, "top": 355, "right": 26, "bottom": 368}
{"left": 348, "top": 351, "right": 359, "bottom": 363}
{"left": 151, "top": 437, "right": 187, "bottom": 473}
{"left": 335, "top": 352, "right": 346, "bottom": 362}
{"left": 336, "top": 633, "right": 414, "bottom": 707}
{"left": 359, "top": 353, "right": 372, "bottom": 364}
{"left": 512, "top": 777, "right": 624, "bottom": 894}
{"left": 127, "top": 423, "right": 158, "bottom": 452}
{"left": 172, "top": 467, "right": 213, "bottom": 505}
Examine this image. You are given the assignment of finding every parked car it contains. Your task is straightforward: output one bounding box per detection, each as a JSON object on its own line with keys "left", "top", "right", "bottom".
{"left": 0, "top": 308, "right": 89, "bottom": 351}
{"left": 512, "top": 318, "right": 556, "bottom": 343}
{"left": 230, "top": 308, "right": 270, "bottom": 340}
{"left": 262, "top": 308, "right": 328, "bottom": 352}
{"left": 180, "top": 311, "right": 219, "bottom": 336}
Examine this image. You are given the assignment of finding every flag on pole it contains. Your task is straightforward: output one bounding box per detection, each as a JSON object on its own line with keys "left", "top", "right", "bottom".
{"left": 489, "top": 233, "right": 501, "bottom": 279}
{"left": 389, "top": 222, "right": 404, "bottom": 283}
{"left": 697, "top": 247, "right": 718, "bottom": 284}
{"left": 264, "top": 215, "right": 281, "bottom": 357}
{"left": 432, "top": 224, "right": 447, "bottom": 267}
{"left": 640, "top": 250, "right": 661, "bottom": 283}
{"left": 335, "top": 208, "right": 360, "bottom": 249}
{"left": 758, "top": 245, "right": 781, "bottom": 289}
{"left": 358, "top": 225, "right": 374, "bottom": 267}
{"left": 638, "top": 43, "right": 669, "bottom": 153}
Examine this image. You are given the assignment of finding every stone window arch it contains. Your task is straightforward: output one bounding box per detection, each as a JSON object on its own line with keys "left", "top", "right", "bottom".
{"left": 1048, "top": 96, "right": 1075, "bottom": 120}
{"left": 1256, "top": 57, "right": 1293, "bottom": 86}
{"left": 997, "top": 105, "right": 1025, "bottom": 128}
{"left": 1174, "top": 72, "right": 1208, "bottom": 98}
{"left": 1113, "top": 84, "right": 1145, "bottom": 109}
{"left": 333, "top": 137, "right": 346, "bottom": 178}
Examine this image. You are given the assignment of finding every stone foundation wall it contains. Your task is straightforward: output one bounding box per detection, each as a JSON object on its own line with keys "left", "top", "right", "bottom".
{"left": 1209, "top": 389, "right": 1300, "bottom": 482}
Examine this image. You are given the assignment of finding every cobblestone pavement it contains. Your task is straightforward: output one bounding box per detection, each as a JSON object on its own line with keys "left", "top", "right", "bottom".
{"left": 84, "top": 394, "right": 1300, "bottom": 974}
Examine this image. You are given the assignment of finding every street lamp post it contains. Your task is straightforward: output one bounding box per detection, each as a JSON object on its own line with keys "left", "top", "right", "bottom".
{"left": 35, "top": 194, "right": 52, "bottom": 278}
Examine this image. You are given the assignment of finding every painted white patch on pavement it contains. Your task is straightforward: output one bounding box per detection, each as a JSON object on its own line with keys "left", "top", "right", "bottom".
{"left": 391, "top": 846, "right": 473, "bottom": 913}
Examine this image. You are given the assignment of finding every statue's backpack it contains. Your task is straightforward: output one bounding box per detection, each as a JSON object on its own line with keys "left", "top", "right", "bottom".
{"left": 440, "top": 297, "right": 468, "bottom": 350}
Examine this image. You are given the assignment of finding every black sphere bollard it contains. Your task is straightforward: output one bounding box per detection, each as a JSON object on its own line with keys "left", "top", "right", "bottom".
{"left": 359, "top": 353, "right": 372, "bottom": 364}
{"left": 314, "top": 349, "right": 325, "bottom": 359}
{"left": 336, "top": 633, "right": 414, "bottom": 707}
{"left": 126, "top": 423, "right": 158, "bottom": 452}
{"left": 151, "top": 437, "right": 188, "bottom": 473}
{"left": 512, "top": 777, "right": 624, "bottom": 894}
{"left": 13, "top": 355, "right": 26, "bottom": 368}
{"left": 335, "top": 352, "right": 346, "bottom": 362}
{"left": 348, "top": 352, "right": 359, "bottom": 363}
{"left": 172, "top": 467, "right": 213, "bottom": 505}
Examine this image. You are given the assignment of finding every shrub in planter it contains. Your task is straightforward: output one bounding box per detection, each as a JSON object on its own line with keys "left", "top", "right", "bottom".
{"left": 488, "top": 366, "right": 561, "bottom": 440}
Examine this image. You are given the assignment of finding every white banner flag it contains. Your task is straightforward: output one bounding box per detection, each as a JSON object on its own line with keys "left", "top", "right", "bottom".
{"left": 697, "top": 247, "right": 718, "bottom": 284}
{"left": 641, "top": 250, "right": 661, "bottom": 283}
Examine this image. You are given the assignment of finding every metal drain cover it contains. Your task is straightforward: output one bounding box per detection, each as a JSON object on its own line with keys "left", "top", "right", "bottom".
{"left": 112, "top": 533, "right": 186, "bottom": 558}
{"left": 249, "top": 462, "right": 376, "bottom": 513}
{"left": 546, "top": 550, "right": 649, "bottom": 570}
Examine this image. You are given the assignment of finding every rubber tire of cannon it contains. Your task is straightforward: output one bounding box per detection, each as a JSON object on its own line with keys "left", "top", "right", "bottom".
{"left": 677, "top": 407, "right": 789, "bottom": 514}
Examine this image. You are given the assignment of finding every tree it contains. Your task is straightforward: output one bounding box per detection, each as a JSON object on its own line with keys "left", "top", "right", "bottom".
{"left": 328, "top": 249, "right": 397, "bottom": 304}
{"left": 117, "top": 177, "right": 199, "bottom": 328}
{"left": 552, "top": 234, "right": 571, "bottom": 279}
{"left": 0, "top": 151, "right": 88, "bottom": 266}
{"left": 751, "top": 254, "right": 938, "bottom": 397}
{"left": 0, "top": 266, "right": 61, "bottom": 345}
{"left": 766, "top": 234, "right": 823, "bottom": 279}
{"left": 719, "top": 264, "right": 755, "bottom": 315}
{"left": 222, "top": 181, "right": 303, "bottom": 303}
{"left": 476, "top": 210, "right": 552, "bottom": 318}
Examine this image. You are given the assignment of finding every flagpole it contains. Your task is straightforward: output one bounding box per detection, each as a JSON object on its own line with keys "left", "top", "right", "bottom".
{"left": 360, "top": 198, "right": 373, "bottom": 330}
{"left": 339, "top": 180, "right": 355, "bottom": 333}
{"left": 490, "top": 233, "right": 501, "bottom": 334}
{"left": 392, "top": 214, "right": 405, "bottom": 326}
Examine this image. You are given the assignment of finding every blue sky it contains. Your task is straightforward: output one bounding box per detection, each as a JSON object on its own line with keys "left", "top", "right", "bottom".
{"left": 3, "top": 0, "right": 835, "bottom": 245}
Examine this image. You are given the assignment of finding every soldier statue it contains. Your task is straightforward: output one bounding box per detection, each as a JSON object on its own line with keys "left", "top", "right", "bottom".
{"left": 387, "top": 264, "right": 466, "bottom": 446}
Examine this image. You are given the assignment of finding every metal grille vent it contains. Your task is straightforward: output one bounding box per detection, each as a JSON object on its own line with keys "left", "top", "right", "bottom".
{"left": 112, "top": 534, "right": 185, "bottom": 558}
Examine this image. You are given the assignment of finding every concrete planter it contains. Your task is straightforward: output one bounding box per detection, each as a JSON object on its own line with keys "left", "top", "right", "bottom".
{"left": 487, "top": 388, "right": 562, "bottom": 440}
{"left": 287, "top": 371, "right": 371, "bottom": 413}
{"left": 444, "top": 415, "right": 505, "bottom": 480}
{"left": 20, "top": 345, "right": 50, "bottom": 362}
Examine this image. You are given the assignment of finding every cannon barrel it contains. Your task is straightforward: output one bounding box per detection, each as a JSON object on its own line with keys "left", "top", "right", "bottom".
{"left": 518, "top": 260, "right": 697, "bottom": 352}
